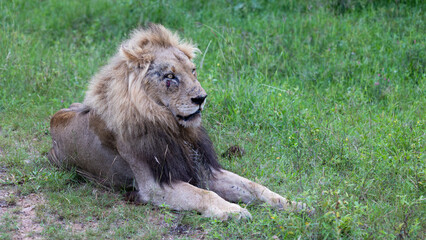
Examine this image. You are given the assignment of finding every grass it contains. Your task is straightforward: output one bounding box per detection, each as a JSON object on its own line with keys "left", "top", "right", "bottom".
{"left": 0, "top": 0, "right": 425, "bottom": 239}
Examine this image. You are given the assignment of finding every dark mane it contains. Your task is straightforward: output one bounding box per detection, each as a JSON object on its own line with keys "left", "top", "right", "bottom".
{"left": 128, "top": 123, "right": 221, "bottom": 187}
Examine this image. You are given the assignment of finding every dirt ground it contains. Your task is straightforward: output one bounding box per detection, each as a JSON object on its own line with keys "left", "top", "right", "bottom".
{"left": 0, "top": 166, "right": 43, "bottom": 239}
{"left": 0, "top": 166, "right": 206, "bottom": 239}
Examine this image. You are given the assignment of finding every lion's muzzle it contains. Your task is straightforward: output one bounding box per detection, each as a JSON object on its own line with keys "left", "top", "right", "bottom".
{"left": 177, "top": 109, "right": 201, "bottom": 122}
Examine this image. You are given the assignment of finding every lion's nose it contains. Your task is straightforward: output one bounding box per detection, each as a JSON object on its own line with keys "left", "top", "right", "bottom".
{"left": 191, "top": 95, "right": 207, "bottom": 105}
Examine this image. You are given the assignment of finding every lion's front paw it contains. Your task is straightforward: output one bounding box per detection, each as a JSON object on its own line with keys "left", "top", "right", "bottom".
{"left": 203, "top": 203, "right": 252, "bottom": 221}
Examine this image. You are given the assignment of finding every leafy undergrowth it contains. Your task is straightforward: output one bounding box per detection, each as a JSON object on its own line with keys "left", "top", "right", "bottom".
{"left": 0, "top": 0, "right": 425, "bottom": 239}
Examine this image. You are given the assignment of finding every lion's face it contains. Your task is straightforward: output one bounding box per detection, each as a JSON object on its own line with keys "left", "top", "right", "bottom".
{"left": 142, "top": 47, "right": 207, "bottom": 128}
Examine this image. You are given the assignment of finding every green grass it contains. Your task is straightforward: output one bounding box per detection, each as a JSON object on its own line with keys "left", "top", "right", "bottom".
{"left": 0, "top": 0, "right": 425, "bottom": 239}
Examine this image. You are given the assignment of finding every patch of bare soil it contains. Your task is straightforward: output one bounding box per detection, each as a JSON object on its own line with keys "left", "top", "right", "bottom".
{"left": 15, "top": 193, "right": 44, "bottom": 240}
{"left": 0, "top": 167, "right": 44, "bottom": 240}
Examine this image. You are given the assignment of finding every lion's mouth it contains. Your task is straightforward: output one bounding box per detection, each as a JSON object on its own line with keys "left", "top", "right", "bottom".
{"left": 177, "top": 109, "right": 201, "bottom": 122}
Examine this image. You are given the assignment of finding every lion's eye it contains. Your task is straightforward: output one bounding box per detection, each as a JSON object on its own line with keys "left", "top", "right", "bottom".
{"left": 165, "top": 73, "right": 175, "bottom": 79}
{"left": 192, "top": 69, "right": 197, "bottom": 76}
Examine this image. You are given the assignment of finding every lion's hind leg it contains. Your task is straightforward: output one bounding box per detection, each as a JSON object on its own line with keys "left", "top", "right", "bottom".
{"left": 48, "top": 105, "right": 80, "bottom": 171}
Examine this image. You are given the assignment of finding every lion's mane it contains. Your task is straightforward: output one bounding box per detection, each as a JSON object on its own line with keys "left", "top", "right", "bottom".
{"left": 82, "top": 24, "right": 220, "bottom": 186}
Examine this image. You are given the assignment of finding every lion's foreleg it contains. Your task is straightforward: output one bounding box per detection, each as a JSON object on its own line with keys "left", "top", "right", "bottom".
{"left": 209, "top": 169, "right": 310, "bottom": 213}
{"left": 125, "top": 160, "right": 251, "bottom": 220}
{"left": 142, "top": 180, "right": 251, "bottom": 220}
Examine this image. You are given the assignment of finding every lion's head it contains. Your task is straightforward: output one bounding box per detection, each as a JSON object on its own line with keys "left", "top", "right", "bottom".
{"left": 84, "top": 24, "right": 206, "bottom": 135}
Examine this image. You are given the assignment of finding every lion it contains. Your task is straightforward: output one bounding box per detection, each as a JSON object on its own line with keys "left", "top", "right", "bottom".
{"left": 48, "top": 24, "right": 311, "bottom": 220}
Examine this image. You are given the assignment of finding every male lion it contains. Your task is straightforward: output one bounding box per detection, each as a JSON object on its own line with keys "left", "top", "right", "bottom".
{"left": 48, "top": 24, "right": 310, "bottom": 220}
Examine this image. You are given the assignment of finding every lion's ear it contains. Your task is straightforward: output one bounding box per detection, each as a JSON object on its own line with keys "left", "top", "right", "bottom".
{"left": 178, "top": 43, "right": 200, "bottom": 60}
{"left": 120, "top": 44, "right": 152, "bottom": 69}
{"left": 120, "top": 44, "right": 140, "bottom": 62}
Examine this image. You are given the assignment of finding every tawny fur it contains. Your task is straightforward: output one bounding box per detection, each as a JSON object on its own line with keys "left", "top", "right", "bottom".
{"left": 84, "top": 24, "right": 198, "bottom": 137}
{"left": 49, "top": 24, "right": 313, "bottom": 220}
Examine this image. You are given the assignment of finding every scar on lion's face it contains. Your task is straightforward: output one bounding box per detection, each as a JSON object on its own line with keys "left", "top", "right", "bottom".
{"left": 141, "top": 48, "right": 205, "bottom": 127}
